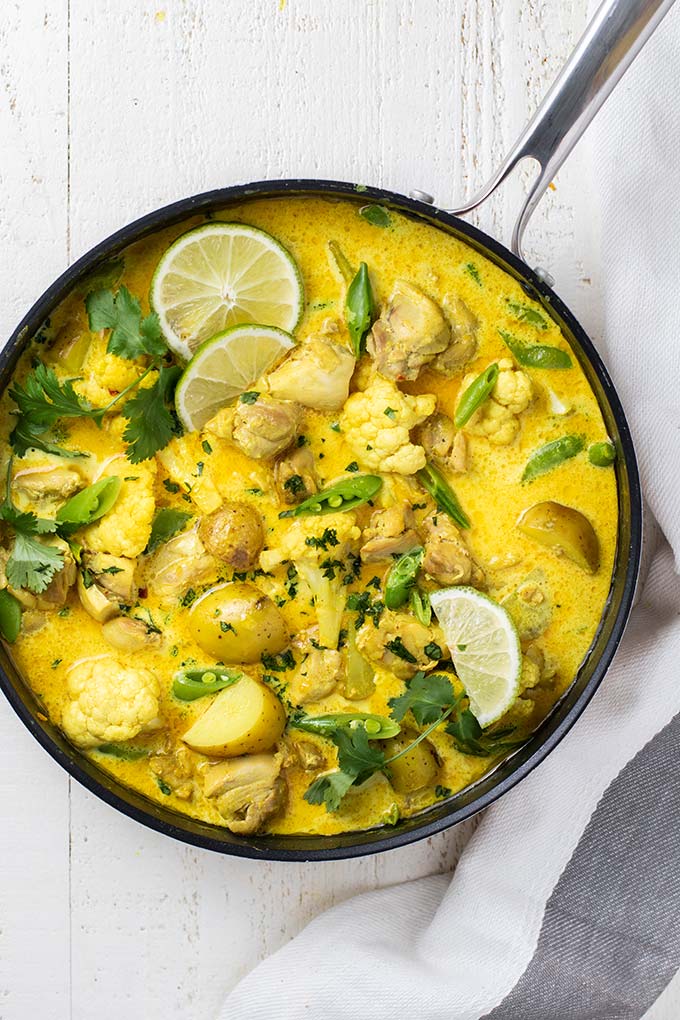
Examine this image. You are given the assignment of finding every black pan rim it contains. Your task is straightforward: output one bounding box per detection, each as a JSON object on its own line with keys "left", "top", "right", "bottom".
{"left": 0, "top": 178, "right": 642, "bottom": 861}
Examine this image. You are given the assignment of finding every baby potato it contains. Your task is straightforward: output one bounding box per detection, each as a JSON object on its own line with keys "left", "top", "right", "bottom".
{"left": 517, "top": 501, "right": 600, "bottom": 574}
{"left": 188, "top": 582, "right": 288, "bottom": 663}
{"left": 382, "top": 730, "right": 439, "bottom": 794}
{"left": 182, "top": 674, "right": 285, "bottom": 757}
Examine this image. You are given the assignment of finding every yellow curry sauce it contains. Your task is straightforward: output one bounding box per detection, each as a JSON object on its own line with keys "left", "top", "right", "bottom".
{"left": 1, "top": 197, "right": 617, "bottom": 836}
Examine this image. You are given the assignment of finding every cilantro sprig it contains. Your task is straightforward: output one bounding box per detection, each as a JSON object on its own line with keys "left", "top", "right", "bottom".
{"left": 9, "top": 286, "right": 178, "bottom": 465}
{"left": 303, "top": 672, "right": 521, "bottom": 813}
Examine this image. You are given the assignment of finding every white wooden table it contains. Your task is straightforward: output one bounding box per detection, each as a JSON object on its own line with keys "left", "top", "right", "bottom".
{"left": 0, "top": 2, "right": 613, "bottom": 1017}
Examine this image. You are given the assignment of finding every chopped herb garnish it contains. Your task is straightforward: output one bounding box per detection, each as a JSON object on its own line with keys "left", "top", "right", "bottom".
{"left": 240, "top": 391, "right": 260, "bottom": 404}
{"left": 385, "top": 636, "right": 417, "bottom": 664}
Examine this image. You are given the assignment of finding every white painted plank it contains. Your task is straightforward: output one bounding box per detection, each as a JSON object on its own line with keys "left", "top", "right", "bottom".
{"left": 0, "top": 3, "right": 71, "bottom": 1018}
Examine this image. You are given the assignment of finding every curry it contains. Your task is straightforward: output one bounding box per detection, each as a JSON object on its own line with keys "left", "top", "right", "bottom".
{"left": 0, "top": 196, "right": 618, "bottom": 836}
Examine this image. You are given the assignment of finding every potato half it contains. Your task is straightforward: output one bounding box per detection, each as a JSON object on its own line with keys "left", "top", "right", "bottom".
{"left": 188, "top": 582, "right": 288, "bottom": 663}
{"left": 181, "top": 673, "right": 285, "bottom": 757}
{"left": 382, "top": 730, "right": 439, "bottom": 794}
{"left": 517, "top": 501, "right": 600, "bottom": 574}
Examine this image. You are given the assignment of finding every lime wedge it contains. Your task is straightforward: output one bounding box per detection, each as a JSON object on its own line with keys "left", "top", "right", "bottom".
{"left": 429, "top": 587, "right": 521, "bottom": 727}
{"left": 175, "top": 324, "right": 295, "bottom": 432}
{"left": 151, "top": 223, "right": 304, "bottom": 361}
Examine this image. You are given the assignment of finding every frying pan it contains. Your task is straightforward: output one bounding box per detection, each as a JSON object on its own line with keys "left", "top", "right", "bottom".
{"left": 0, "top": 0, "right": 669, "bottom": 860}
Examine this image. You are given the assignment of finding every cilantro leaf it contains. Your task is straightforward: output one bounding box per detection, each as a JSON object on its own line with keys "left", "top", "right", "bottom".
{"left": 145, "top": 507, "right": 192, "bottom": 554}
{"left": 446, "top": 708, "right": 519, "bottom": 757}
{"left": 6, "top": 531, "right": 64, "bottom": 593}
{"left": 304, "top": 771, "right": 357, "bottom": 812}
{"left": 121, "top": 365, "right": 181, "bottom": 463}
{"left": 9, "top": 364, "right": 95, "bottom": 433}
{"left": 9, "top": 418, "right": 88, "bottom": 460}
{"left": 388, "top": 671, "right": 459, "bottom": 726}
{"left": 86, "top": 286, "right": 166, "bottom": 360}
{"left": 333, "top": 725, "right": 385, "bottom": 784}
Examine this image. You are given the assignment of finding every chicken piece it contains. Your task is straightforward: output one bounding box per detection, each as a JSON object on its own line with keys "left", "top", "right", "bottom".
{"left": 288, "top": 648, "right": 344, "bottom": 705}
{"left": 461, "top": 359, "right": 533, "bottom": 446}
{"left": 11, "top": 461, "right": 83, "bottom": 512}
{"left": 367, "top": 281, "right": 450, "bottom": 381}
{"left": 431, "top": 295, "right": 479, "bottom": 374}
{"left": 275, "top": 446, "right": 318, "bottom": 505}
{"left": 37, "top": 538, "right": 77, "bottom": 609}
{"left": 340, "top": 374, "right": 435, "bottom": 476}
{"left": 198, "top": 502, "right": 263, "bottom": 570}
{"left": 203, "top": 753, "right": 287, "bottom": 834}
{"left": 146, "top": 527, "right": 218, "bottom": 599}
{"left": 292, "top": 739, "right": 326, "bottom": 771}
{"left": 157, "top": 434, "right": 222, "bottom": 514}
{"left": 267, "top": 335, "right": 355, "bottom": 411}
{"left": 421, "top": 511, "right": 484, "bottom": 587}
{"left": 149, "top": 747, "right": 196, "bottom": 801}
{"left": 101, "top": 616, "right": 162, "bottom": 653}
{"left": 360, "top": 501, "right": 420, "bottom": 562}
{"left": 229, "top": 394, "right": 301, "bottom": 460}
{"left": 356, "top": 609, "right": 444, "bottom": 680}
{"left": 82, "top": 552, "right": 137, "bottom": 602}
{"left": 82, "top": 458, "right": 156, "bottom": 558}
{"left": 414, "top": 413, "right": 468, "bottom": 474}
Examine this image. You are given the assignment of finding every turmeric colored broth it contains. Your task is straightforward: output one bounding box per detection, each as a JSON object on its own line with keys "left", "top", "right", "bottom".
{"left": 1, "top": 196, "right": 617, "bottom": 836}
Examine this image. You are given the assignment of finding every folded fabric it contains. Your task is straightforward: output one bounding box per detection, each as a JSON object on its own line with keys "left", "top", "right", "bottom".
{"left": 219, "top": 6, "right": 680, "bottom": 1018}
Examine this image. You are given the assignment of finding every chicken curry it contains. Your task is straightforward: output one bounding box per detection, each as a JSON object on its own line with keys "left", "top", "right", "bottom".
{"left": 0, "top": 196, "right": 618, "bottom": 836}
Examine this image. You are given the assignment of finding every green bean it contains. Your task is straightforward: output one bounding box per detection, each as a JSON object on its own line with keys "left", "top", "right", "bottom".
{"left": 588, "top": 440, "right": 616, "bottom": 467}
{"left": 410, "top": 587, "right": 432, "bottom": 626}
{"left": 293, "top": 474, "right": 382, "bottom": 517}
{"left": 55, "top": 476, "right": 122, "bottom": 533}
{"left": 384, "top": 547, "right": 424, "bottom": 610}
{"left": 346, "top": 262, "right": 375, "bottom": 358}
{"left": 292, "top": 712, "right": 401, "bottom": 740}
{"left": 522, "top": 435, "right": 585, "bottom": 482}
{"left": 172, "top": 668, "right": 242, "bottom": 702}
{"left": 0, "top": 588, "right": 21, "bottom": 643}
{"left": 499, "top": 329, "right": 572, "bottom": 369}
{"left": 454, "top": 362, "right": 499, "bottom": 428}
{"left": 416, "top": 462, "right": 470, "bottom": 529}
{"left": 96, "top": 743, "right": 152, "bottom": 760}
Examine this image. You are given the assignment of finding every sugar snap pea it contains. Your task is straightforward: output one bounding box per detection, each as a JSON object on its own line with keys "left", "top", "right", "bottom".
{"left": 455, "top": 362, "right": 499, "bottom": 428}
{"left": 292, "top": 712, "right": 401, "bottom": 740}
{"left": 172, "top": 668, "right": 242, "bottom": 701}
{"left": 416, "top": 462, "right": 470, "bottom": 529}
{"left": 499, "top": 329, "right": 572, "bottom": 370}
{"left": 293, "top": 474, "right": 382, "bottom": 516}
{"left": 588, "top": 440, "right": 616, "bottom": 467}
{"left": 410, "top": 588, "right": 432, "bottom": 626}
{"left": 522, "top": 435, "right": 585, "bottom": 482}
{"left": 0, "top": 588, "right": 21, "bottom": 643}
{"left": 384, "top": 547, "right": 424, "bottom": 610}
{"left": 346, "top": 262, "right": 375, "bottom": 358}
{"left": 55, "top": 476, "right": 122, "bottom": 534}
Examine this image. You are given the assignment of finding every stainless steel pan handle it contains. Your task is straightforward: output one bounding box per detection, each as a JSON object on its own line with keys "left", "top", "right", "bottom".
{"left": 448, "top": 0, "right": 677, "bottom": 272}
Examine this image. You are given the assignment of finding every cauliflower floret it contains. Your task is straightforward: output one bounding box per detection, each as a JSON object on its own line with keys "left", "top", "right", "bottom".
{"left": 74, "top": 335, "right": 147, "bottom": 408}
{"left": 340, "top": 376, "right": 436, "bottom": 475}
{"left": 81, "top": 457, "right": 156, "bottom": 557}
{"left": 459, "top": 359, "right": 533, "bottom": 446}
{"left": 260, "top": 513, "right": 360, "bottom": 648}
{"left": 492, "top": 358, "right": 533, "bottom": 414}
{"left": 61, "top": 656, "right": 161, "bottom": 748}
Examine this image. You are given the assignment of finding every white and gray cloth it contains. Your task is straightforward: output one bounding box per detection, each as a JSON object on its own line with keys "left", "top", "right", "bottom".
{"left": 219, "top": 7, "right": 680, "bottom": 1018}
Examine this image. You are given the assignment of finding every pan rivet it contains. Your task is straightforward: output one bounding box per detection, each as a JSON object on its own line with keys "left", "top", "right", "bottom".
{"left": 533, "top": 266, "right": 555, "bottom": 288}
{"left": 409, "top": 190, "right": 435, "bottom": 204}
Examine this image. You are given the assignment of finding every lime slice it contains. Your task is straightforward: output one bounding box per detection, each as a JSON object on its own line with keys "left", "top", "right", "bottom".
{"left": 175, "top": 324, "right": 295, "bottom": 432}
{"left": 151, "top": 223, "right": 304, "bottom": 361}
{"left": 429, "top": 587, "right": 521, "bottom": 727}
